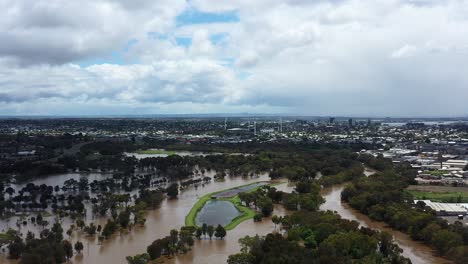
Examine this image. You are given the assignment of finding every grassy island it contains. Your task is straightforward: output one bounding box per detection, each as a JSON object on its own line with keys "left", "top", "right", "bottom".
{"left": 185, "top": 181, "right": 281, "bottom": 231}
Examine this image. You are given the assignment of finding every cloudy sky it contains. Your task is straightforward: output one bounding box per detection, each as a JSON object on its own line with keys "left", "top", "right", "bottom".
{"left": 1, "top": 0, "right": 467, "bottom": 117}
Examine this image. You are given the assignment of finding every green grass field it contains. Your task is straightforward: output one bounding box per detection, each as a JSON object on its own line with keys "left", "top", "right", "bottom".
{"left": 135, "top": 149, "right": 177, "bottom": 155}
{"left": 185, "top": 181, "right": 283, "bottom": 231}
{"left": 408, "top": 190, "right": 468, "bottom": 203}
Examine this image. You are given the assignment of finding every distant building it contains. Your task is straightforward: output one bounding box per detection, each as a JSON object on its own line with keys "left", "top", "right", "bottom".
{"left": 329, "top": 117, "right": 335, "bottom": 124}
{"left": 348, "top": 118, "right": 353, "bottom": 127}
{"left": 415, "top": 200, "right": 467, "bottom": 216}
{"left": 442, "top": 160, "right": 468, "bottom": 169}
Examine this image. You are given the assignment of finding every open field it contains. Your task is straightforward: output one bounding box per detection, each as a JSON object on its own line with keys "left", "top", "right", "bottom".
{"left": 407, "top": 185, "right": 468, "bottom": 203}
{"left": 407, "top": 185, "right": 468, "bottom": 193}
{"left": 135, "top": 149, "right": 177, "bottom": 155}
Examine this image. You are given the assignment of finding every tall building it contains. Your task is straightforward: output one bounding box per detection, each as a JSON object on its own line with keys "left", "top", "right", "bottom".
{"left": 348, "top": 118, "right": 353, "bottom": 127}
{"left": 329, "top": 117, "right": 335, "bottom": 124}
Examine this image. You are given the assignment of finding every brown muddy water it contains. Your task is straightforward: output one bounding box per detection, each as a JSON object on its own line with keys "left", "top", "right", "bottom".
{"left": 0, "top": 168, "right": 451, "bottom": 264}
{"left": 320, "top": 184, "right": 451, "bottom": 264}
{"left": 0, "top": 174, "right": 294, "bottom": 264}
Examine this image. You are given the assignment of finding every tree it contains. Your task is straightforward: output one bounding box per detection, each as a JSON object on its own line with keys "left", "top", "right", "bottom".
{"left": 74, "top": 241, "right": 84, "bottom": 254}
{"left": 170, "top": 229, "right": 179, "bottom": 245}
{"left": 195, "top": 227, "right": 202, "bottom": 240}
{"left": 76, "top": 219, "right": 85, "bottom": 230}
{"left": 147, "top": 239, "right": 163, "bottom": 260}
{"left": 7, "top": 238, "right": 24, "bottom": 259}
{"left": 431, "top": 229, "right": 463, "bottom": 255}
{"left": 126, "top": 253, "right": 150, "bottom": 264}
{"left": 166, "top": 183, "right": 179, "bottom": 199}
{"left": 207, "top": 225, "right": 214, "bottom": 240}
{"left": 5, "top": 187, "right": 15, "bottom": 197}
{"left": 215, "top": 225, "right": 227, "bottom": 239}
{"left": 118, "top": 209, "right": 131, "bottom": 228}
{"left": 202, "top": 223, "right": 208, "bottom": 238}
{"left": 272, "top": 215, "right": 281, "bottom": 229}
{"left": 258, "top": 197, "right": 273, "bottom": 217}
{"left": 227, "top": 252, "right": 255, "bottom": 264}
{"left": 62, "top": 240, "right": 74, "bottom": 260}
{"left": 253, "top": 213, "right": 262, "bottom": 222}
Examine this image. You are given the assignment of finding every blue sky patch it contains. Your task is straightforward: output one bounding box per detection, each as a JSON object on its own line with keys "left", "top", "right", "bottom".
{"left": 176, "top": 8, "right": 239, "bottom": 26}
{"left": 175, "top": 37, "right": 192, "bottom": 47}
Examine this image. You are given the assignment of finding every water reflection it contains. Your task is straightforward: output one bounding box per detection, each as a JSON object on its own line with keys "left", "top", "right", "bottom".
{"left": 195, "top": 201, "right": 241, "bottom": 227}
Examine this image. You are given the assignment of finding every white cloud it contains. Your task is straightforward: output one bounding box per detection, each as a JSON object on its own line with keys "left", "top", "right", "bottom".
{"left": 391, "top": 44, "right": 418, "bottom": 58}
{"left": 1, "top": 0, "right": 468, "bottom": 116}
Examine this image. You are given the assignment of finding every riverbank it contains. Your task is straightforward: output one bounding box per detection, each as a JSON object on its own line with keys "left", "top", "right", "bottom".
{"left": 320, "top": 183, "right": 451, "bottom": 264}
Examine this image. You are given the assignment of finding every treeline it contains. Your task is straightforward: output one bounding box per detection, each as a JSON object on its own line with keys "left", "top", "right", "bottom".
{"left": 127, "top": 224, "right": 227, "bottom": 263}
{"left": 342, "top": 163, "right": 468, "bottom": 263}
{"left": 3, "top": 222, "right": 84, "bottom": 264}
{"left": 228, "top": 177, "right": 410, "bottom": 264}
{"left": 228, "top": 211, "right": 410, "bottom": 264}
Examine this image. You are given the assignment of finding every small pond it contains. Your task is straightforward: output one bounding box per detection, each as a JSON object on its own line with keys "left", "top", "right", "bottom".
{"left": 195, "top": 200, "right": 241, "bottom": 227}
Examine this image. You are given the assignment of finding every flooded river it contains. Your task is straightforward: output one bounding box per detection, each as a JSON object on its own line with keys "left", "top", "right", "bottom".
{"left": 0, "top": 174, "right": 294, "bottom": 264}
{"left": 319, "top": 177, "right": 451, "bottom": 263}
{"left": 0, "top": 167, "right": 452, "bottom": 264}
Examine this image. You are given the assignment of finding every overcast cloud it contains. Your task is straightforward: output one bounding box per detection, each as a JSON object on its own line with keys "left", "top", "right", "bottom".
{"left": 0, "top": 0, "right": 467, "bottom": 116}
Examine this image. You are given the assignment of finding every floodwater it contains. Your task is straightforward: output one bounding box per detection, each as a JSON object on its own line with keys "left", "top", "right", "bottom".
{"left": 320, "top": 183, "right": 451, "bottom": 264}
{"left": 124, "top": 150, "right": 220, "bottom": 159}
{"left": 165, "top": 182, "right": 295, "bottom": 264}
{"left": 1, "top": 166, "right": 452, "bottom": 264}
{"left": 0, "top": 173, "right": 294, "bottom": 264}
{"left": 11, "top": 172, "right": 112, "bottom": 190}
{"left": 195, "top": 200, "right": 241, "bottom": 227}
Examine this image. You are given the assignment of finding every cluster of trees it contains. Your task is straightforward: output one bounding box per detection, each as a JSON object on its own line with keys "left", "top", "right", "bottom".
{"left": 342, "top": 164, "right": 468, "bottom": 263}
{"left": 238, "top": 187, "right": 277, "bottom": 218}
{"left": 127, "top": 224, "right": 227, "bottom": 263}
{"left": 194, "top": 223, "right": 226, "bottom": 240}
{"left": 317, "top": 164, "right": 364, "bottom": 187}
{"left": 145, "top": 227, "right": 195, "bottom": 261}
{"left": 3, "top": 222, "right": 85, "bottom": 264}
{"left": 228, "top": 211, "right": 411, "bottom": 264}
{"left": 238, "top": 181, "right": 325, "bottom": 222}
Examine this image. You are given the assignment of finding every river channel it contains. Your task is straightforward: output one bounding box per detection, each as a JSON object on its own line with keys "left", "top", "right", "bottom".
{"left": 0, "top": 173, "right": 294, "bottom": 264}
{"left": 0, "top": 168, "right": 452, "bottom": 264}
{"left": 319, "top": 169, "right": 451, "bottom": 264}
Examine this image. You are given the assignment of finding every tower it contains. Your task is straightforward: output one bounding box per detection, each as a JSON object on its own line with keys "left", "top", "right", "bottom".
{"left": 280, "top": 117, "right": 283, "bottom": 133}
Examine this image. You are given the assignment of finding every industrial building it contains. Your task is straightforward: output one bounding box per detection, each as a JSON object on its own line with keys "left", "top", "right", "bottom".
{"left": 415, "top": 200, "right": 468, "bottom": 216}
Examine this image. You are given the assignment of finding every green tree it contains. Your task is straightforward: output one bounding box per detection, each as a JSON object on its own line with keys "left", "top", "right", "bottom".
{"left": 202, "top": 223, "right": 208, "bottom": 238}
{"left": 215, "top": 225, "right": 227, "bottom": 240}
{"left": 74, "top": 241, "right": 84, "bottom": 254}
{"left": 195, "top": 227, "right": 202, "bottom": 240}
{"left": 431, "top": 229, "right": 463, "bottom": 255}
{"left": 227, "top": 252, "right": 254, "bottom": 264}
{"left": 62, "top": 240, "right": 73, "bottom": 260}
{"left": 167, "top": 183, "right": 179, "bottom": 199}
{"left": 126, "top": 253, "right": 150, "bottom": 264}
{"left": 147, "top": 239, "right": 162, "bottom": 260}
{"left": 207, "top": 225, "right": 214, "bottom": 240}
